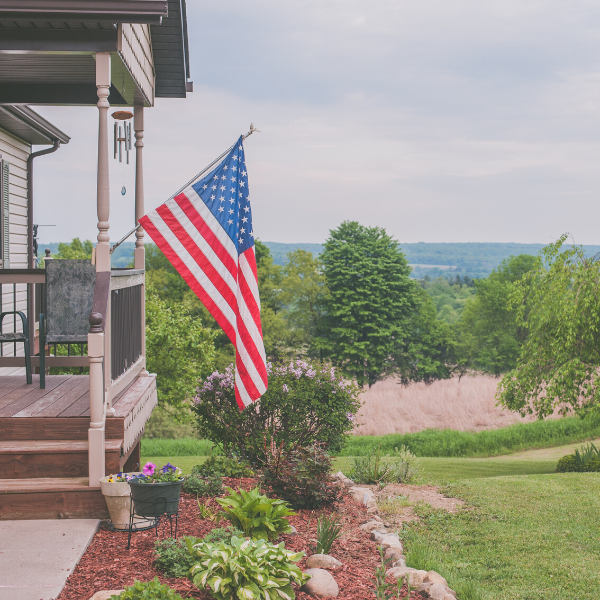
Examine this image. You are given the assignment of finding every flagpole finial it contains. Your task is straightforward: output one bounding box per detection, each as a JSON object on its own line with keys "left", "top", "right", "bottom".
{"left": 243, "top": 123, "right": 261, "bottom": 139}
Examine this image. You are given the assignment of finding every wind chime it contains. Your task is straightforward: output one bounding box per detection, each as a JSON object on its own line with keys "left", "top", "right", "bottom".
{"left": 112, "top": 110, "right": 133, "bottom": 196}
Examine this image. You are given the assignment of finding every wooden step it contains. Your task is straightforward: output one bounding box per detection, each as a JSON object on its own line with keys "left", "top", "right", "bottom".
{"left": 0, "top": 439, "right": 123, "bottom": 479}
{"left": 0, "top": 416, "right": 127, "bottom": 441}
{"left": 0, "top": 477, "right": 108, "bottom": 519}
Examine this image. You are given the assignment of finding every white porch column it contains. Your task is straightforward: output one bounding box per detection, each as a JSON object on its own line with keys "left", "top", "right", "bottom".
{"left": 95, "top": 52, "right": 111, "bottom": 272}
{"left": 134, "top": 106, "right": 147, "bottom": 368}
{"left": 134, "top": 105, "right": 145, "bottom": 269}
{"left": 88, "top": 321, "right": 106, "bottom": 486}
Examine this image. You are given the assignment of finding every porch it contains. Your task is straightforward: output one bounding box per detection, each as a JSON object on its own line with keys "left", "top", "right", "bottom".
{"left": 0, "top": 373, "right": 156, "bottom": 520}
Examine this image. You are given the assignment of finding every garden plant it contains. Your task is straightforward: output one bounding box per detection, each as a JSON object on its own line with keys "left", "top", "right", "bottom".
{"left": 216, "top": 486, "right": 296, "bottom": 541}
{"left": 260, "top": 440, "right": 340, "bottom": 509}
{"left": 188, "top": 535, "right": 309, "bottom": 600}
{"left": 110, "top": 578, "right": 184, "bottom": 600}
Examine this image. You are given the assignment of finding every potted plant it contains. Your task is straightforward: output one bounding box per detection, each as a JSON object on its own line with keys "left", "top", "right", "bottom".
{"left": 100, "top": 471, "right": 152, "bottom": 530}
{"left": 128, "top": 463, "right": 184, "bottom": 518}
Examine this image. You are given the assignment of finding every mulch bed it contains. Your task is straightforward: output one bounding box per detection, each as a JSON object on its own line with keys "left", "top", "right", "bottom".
{"left": 57, "top": 477, "right": 425, "bottom": 600}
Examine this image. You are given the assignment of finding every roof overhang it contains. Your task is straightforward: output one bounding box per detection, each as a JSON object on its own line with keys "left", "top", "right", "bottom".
{"left": 0, "top": 1, "right": 168, "bottom": 24}
{"left": 0, "top": 105, "right": 70, "bottom": 145}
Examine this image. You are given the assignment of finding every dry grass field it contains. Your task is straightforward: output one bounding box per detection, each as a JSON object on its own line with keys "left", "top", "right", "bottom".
{"left": 354, "top": 375, "right": 537, "bottom": 436}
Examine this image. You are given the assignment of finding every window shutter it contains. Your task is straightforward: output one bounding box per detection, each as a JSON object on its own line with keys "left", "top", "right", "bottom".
{"left": 1, "top": 160, "right": 9, "bottom": 268}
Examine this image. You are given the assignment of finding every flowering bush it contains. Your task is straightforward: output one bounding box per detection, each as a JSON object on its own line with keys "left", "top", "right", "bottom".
{"left": 134, "top": 462, "right": 183, "bottom": 484}
{"left": 193, "top": 360, "right": 361, "bottom": 462}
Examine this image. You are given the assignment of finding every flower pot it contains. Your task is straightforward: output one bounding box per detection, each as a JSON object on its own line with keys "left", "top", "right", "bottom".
{"left": 128, "top": 479, "right": 184, "bottom": 518}
{"left": 100, "top": 473, "right": 153, "bottom": 530}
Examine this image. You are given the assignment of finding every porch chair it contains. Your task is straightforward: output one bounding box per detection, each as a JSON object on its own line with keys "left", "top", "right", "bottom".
{"left": 39, "top": 259, "right": 96, "bottom": 388}
{"left": 0, "top": 311, "right": 32, "bottom": 384}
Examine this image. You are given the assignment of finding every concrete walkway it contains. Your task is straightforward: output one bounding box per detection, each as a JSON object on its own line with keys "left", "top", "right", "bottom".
{"left": 0, "top": 519, "right": 99, "bottom": 600}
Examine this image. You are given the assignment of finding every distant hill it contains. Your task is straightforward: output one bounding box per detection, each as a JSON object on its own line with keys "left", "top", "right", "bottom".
{"left": 40, "top": 240, "right": 600, "bottom": 280}
{"left": 263, "top": 241, "right": 600, "bottom": 280}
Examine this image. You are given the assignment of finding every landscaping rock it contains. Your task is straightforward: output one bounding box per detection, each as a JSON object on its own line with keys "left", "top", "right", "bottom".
{"left": 302, "top": 568, "right": 339, "bottom": 597}
{"left": 383, "top": 548, "right": 403, "bottom": 563}
{"left": 391, "top": 557, "right": 406, "bottom": 568}
{"left": 386, "top": 567, "right": 428, "bottom": 587}
{"left": 360, "top": 520, "right": 386, "bottom": 533}
{"left": 370, "top": 529, "right": 390, "bottom": 541}
{"left": 379, "top": 535, "right": 403, "bottom": 551}
{"left": 350, "top": 487, "right": 375, "bottom": 505}
{"left": 332, "top": 471, "right": 355, "bottom": 487}
{"left": 424, "top": 571, "right": 449, "bottom": 588}
{"left": 306, "top": 554, "right": 343, "bottom": 570}
{"left": 88, "top": 591, "right": 124, "bottom": 600}
{"left": 445, "top": 590, "right": 457, "bottom": 599}
{"left": 288, "top": 525, "right": 298, "bottom": 536}
{"left": 419, "top": 582, "right": 449, "bottom": 600}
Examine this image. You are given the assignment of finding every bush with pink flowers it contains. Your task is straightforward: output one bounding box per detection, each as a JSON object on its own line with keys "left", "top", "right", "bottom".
{"left": 192, "top": 361, "right": 361, "bottom": 463}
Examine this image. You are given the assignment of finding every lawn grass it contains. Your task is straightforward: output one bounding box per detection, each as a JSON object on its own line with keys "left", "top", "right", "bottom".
{"left": 140, "top": 455, "right": 557, "bottom": 480}
{"left": 141, "top": 415, "right": 600, "bottom": 459}
{"left": 402, "top": 474, "right": 600, "bottom": 599}
{"left": 341, "top": 415, "right": 600, "bottom": 458}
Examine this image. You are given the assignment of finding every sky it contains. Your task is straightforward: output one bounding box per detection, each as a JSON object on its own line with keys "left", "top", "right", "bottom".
{"left": 33, "top": 0, "right": 600, "bottom": 247}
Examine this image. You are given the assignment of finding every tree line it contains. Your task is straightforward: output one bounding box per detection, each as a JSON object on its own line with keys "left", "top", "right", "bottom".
{"left": 56, "top": 226, "right": 599, "bottom": 421}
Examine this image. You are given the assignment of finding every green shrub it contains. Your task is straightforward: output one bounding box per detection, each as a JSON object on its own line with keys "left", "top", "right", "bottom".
{"left": 346, "top": 446, "right": 420, "bottom": 484}
{"left": 154, "top": 537, "right": 201, "bottom": 578}
{"left": 574, "top": 442, "right": 600, "bottom": 469}
{"left": 202, "top": 526, "right": 244, "bottom": 544}
{"left": 216, "top": 486, "right": 295, "bottom": 541}
{"left": 584, "top": 458, "right": 600, "bottom": 472}
{"left": 260, "top": 442, "right": 341, "bottom": 510}
{"left": 182, "top": 475, "right": 223, "bottom": 496}
{"left": 191, "top": 456, "right": 254, "bottom": 478}
{"left": 193, "top": 361, "right": 360, "bottom": 462}
{"left": 110, "top": 578, "right": 184, "bottom": 599}
{"left": 188, "top": 536, "right": 309, "bottom": 600}
{"left": 556, "top": 454, "right": 580, "bottom": 473}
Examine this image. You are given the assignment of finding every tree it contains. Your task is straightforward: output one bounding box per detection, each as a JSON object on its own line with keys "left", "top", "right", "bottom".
{"left": 497, "top": 236, "right": 600, "bottom": 418}
{"left": 280, "top": 249, "right": 329, "bottom": 356}
{"left": 55, "top": 238, "right": 93, "bottom": 259}
{"left": 319, "top": 221, "right": 446, "bottom": 387}
{"left": 145, "top": 284, "right": 216, "bottom": 413}
{"left": 454, "top": 254, "right": 536, "bottom": 376}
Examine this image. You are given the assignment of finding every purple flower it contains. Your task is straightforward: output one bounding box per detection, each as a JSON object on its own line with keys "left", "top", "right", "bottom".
{"left": 347, "top": 412, "right": 356, "bottom": 422}
{"left": 142, "top": 462, "right": 156, "bottom": 477}
{"left": 283, "top": 384, "right": 289, "bottom": 393}
{"left": 161, "top": 463, "right": 176, "bottom": 473}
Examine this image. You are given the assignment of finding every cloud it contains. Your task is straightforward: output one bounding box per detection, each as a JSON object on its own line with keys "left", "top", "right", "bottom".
{"left": 33, "top": 0, "right": 600, "bottom": 246}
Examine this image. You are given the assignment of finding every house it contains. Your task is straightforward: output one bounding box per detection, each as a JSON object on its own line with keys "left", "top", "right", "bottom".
{"left": 0, "top": 0, "right": 192, "bottom": 519}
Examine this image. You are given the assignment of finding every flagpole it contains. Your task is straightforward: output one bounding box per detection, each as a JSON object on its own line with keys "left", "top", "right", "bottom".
{"left": 110, "top": 124, "right": 260, "bottom": 254}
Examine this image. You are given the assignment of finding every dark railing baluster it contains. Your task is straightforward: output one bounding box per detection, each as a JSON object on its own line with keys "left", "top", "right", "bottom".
{"left": 111, "top": 284, "right": 142, "bottom": 380}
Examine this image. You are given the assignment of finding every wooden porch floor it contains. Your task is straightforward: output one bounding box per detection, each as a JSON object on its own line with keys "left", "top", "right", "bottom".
{"left": 0, "top": 374, "right": 142, "bottom": 419}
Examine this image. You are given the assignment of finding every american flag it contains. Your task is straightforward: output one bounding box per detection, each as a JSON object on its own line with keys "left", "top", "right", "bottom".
{"left": 139, "top": 136, "right": 268, "bottom": 409}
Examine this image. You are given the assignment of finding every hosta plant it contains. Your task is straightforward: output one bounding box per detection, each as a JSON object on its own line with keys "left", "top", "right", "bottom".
{"left": 188, "top": 536, "right": 309, "bottom": 600}
{"left": 216, "top": 487, "right": 295, "bottom": 541}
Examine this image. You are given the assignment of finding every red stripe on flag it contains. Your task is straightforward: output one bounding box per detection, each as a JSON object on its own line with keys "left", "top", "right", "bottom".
{"left": 156, "top": 203, "right": 237, "bottom": 312}
{"left": 140, "top": 215, "right": 237, "bottom": 345}
{"left": 235, "top": 351, "right": 262, "bottom": 401}
{"left": 238, "top": 261, "right": 263, "bottom": 336}
{"left": 175, "top": 193, "right": 238, "bottom": 281}
{"left": 236, "top": 314, "right": 268, "bottom": 387}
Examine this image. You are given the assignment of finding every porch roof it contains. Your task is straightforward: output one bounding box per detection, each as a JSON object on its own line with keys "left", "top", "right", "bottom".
{"left": 0, "top": 105, "right": 70, "bottom": 145}
{"left": 0, "top": 0, "right": 191, "bottom": 104}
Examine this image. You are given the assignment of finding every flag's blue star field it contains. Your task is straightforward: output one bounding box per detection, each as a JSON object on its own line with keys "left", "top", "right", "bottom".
{"left": 191, "top": 136, "right": 255, "bottom": 253}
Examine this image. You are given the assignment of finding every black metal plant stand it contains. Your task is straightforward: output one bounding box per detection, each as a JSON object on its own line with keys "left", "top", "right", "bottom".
{"left": 125, "top": 494, "right": 180, "bottom": 550}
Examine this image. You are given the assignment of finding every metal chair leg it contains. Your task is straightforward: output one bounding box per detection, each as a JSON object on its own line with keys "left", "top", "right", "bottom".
{"left": 39, "top": 313, "right": 45, "bottom": 389}
{"left": 23, "top": 337, "right": 32, "bottom": 385}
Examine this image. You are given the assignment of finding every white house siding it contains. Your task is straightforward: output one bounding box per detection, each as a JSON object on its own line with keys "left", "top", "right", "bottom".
{"left": 0, "top": 126, "right": 30, "bottom": 373}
